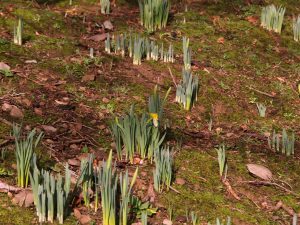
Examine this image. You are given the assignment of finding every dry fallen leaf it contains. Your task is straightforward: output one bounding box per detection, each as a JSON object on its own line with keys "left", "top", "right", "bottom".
{"left": 87, "top": 33, "right": 107, "bottom": 42}
{"left": 212, "top": 16, "right": 220, "bottom": 26}
{"left": 217, "top": 37, "right": 225, "bottom": 44}
{"left": 246, "top": 16, "right": 258, "bottom": 25}
{"left": 246, "top": 164, "right": 273, "bottom": 181}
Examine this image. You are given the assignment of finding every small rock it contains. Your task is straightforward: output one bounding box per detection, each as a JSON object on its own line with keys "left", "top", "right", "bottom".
{"left": 163, "top": 219, "right": 173, "bottom": 225}
{"left": 41, "top": 125, "right": 57, "bottom": 133}
{"left": 87, "top": 33, "right": 107, "bottom": 42}
{"left": 1, "top": 102, "right": 12, "bottom": 112}
{"left": 103, "top": 20, "right": 113, "bottom": 30}
{"left": 10, "top": 106, "right": 24, "bottom": 119}
{"left": 175, "top": 178, "right": 186, "bottom": 185}
{"left": 24, "top": 192, "right": 34, "bottom": 207}
{"left": 12, "top": 190, "right": 34, "bottom": 207}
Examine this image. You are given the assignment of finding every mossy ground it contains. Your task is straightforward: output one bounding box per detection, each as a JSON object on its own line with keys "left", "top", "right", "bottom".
{"left": 0, "top": 0, "right": 299, "bottom": 224}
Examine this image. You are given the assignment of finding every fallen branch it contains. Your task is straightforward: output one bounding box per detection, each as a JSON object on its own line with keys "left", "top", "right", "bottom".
{"left": 239, "top": 180, "right": 299, "bottom": 197}
{"left": 272, "top": 201, "right": 300, "bottom": 217}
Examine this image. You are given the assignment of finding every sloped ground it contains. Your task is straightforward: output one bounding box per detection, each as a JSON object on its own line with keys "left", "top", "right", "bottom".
{"left": 0, "top": 0, "right": 300, "bottom": 224}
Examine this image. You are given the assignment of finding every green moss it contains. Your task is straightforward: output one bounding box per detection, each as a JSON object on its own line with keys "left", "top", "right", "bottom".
{"left": 0, "top": 193, "right": 36, "bottom": 224}
{"left": 0, "top": 193, "right": 77, "bottom": 225}
{"left": 160, "top": 149, "right": 272, "bottom": 224}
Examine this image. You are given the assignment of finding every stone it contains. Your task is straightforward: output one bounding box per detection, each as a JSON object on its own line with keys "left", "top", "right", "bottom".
{"left": 175, "top": 178, "right": 186, "bottom": 185}
{"left": 103, "top": 20, "right": 113, "bottom": 30}
{"left": 10, "top": 106, "right": 24, "bottom": 119}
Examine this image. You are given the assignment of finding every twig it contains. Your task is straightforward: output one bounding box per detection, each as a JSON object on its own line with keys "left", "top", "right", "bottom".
{"left": 76, "top": 131, "right": 98, "bottom": 148}
{"left": 61, "top": 120, "right": 96, "bottom": 131}
{"left": 247, "top": 86, "right": 275, "bottom": 98}
{"left": 239, "top": 180, "right": 299, "bottom": 197}
{"left": 272, "top": 201, "right": 300, "bottom": 217}
{"left": 67, "top": 139, "right": 85, "bottom": 144}
{"left": 42, "top": 143, "right": 60, "bottom": 162}
{"left": 168, "top": 67, "right": 177, "bottom": 88}
{"left": 0, "top": 139, "right": 10, "bottom": 147}
{"left": 222, "top": 178, "right": 241, "bottom": 200}
{"left": 169, "top": 185, "right": 180, "bottom": 194}
{"left": 199, "top": 176, "right": 208, "bottom": 182}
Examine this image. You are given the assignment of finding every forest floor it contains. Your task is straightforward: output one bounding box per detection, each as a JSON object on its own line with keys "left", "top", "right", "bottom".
{"left": 0, "top": 0, "right": 300, "bottom": 224}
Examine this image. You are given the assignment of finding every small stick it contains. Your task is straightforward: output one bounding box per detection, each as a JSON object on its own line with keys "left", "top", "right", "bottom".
{"left": 168, "top": 67, "right": 177, "bottom": 88}
{"left": 0, "top": 139, "right": 10, "bottom": 147}
{"left": 169, "top": 185, "right": 180, "bottom": 194}
{"left": 67, "top": 139, "right": 85, "bottom": 144}
{"left": 222, "top": 178, "right": 241, "bottom": 200}
{"left": 61, "top": 120, "right": 96, "bottom": 131}
{"left": 239, "top": 180, "right": 299, "bottom": 197}
{"left": 0, "top": 117, "right": 13, "bottom": 127}
{"left": 247, "top": 86, "right": 275, "bottom": 98}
